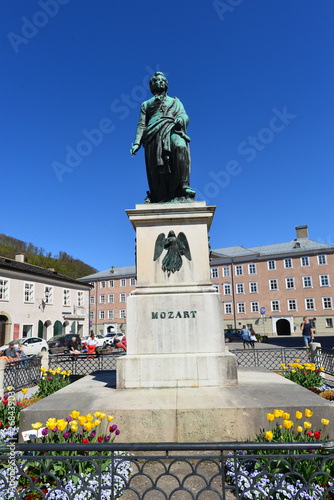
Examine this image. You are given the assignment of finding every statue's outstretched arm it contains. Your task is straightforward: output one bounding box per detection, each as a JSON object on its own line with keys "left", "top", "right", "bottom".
{"left": 130, "top": 102, "right": 147, "bottom": 156}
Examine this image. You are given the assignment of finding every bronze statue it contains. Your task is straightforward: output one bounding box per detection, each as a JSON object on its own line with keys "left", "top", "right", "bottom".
{"left": 130, "top": 72, "right": 195, "bottom": 203}
{"left": 153, "top": 230, "right": 191, "bottom": 277}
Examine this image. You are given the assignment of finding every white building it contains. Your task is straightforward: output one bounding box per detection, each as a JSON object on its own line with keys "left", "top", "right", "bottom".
{"left": 0, "top": 254, "right": 92, "bottom": 345}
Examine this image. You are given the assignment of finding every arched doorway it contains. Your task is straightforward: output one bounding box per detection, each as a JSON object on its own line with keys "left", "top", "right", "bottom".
{"left": 276, "top": 318, "right": 291, "bottom": 336}
{"left": 43, "top": 320, "right": 52, "bottom": 340}
{"left": 54, "top": 320, "right": 62, "bottom": 336}
{"left": 0, "top": 315, "right": 8, "bottom": 346}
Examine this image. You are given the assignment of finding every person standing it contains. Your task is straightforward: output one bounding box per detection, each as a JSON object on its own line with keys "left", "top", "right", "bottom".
{"left": 249, "top": 328, "right": 257, "bottom": 349}
{"left": 86, "top": 332, "right": 97, "bottom": 359}
{"left": 241, "top": 325, "right": 251, "bottom": 349}
{"left": 301, "top": 317, "right": 314, "bottom": 357}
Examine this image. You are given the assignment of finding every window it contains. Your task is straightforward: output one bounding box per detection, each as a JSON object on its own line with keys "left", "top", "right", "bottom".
{"left": 248, "top": 263, "right": 256, "bottom": 275}
{"left": 213, "top": 284, "right": 219, "bottom": 293}
{"left": 269, "top": 279, "right": 278, "bottom": 291}
{"left": 22, "top": 325, "right": 33, "bottom": 338}
{"left": 120, "top": 309, "right": 126, "bottom": 319}
{"left": 318, "top": 255, "right": 327, "bottom": 265}
{"left": 100, "top": 281, "right": 106, "bottom": 289}
{"left": 320, "top": 275, "right": 330, "bottom": 287}
{"left": 24, "top": 283, "right": 34, "bottom": 303}
{"left": 90, "top": 295, "right": 95, "bottom": 305}
{"left": 249, "top": 282, "right": 258, "bottom": 293}
{"left": 90, "top": 282, "right": 95, "bottom": 288}
{"left": 63, "top": 289, "right": 70, "bottom": 306}
{"left": 109, "top": 280, "right": 114, "bottom": 288}
{"left": 236, "top": 283, "right": 244, "bottom": 294}
{"left": 287, "top": 299, "right": 297, "bottom": 311}
{"left": 301, "top": 256, "right": 310, "bottom": 267}
{"left": 130, "top": 277, "right": 136, "bottom": 286}
{"left": 285, "top": 277, "right": 295, "bottom": 290}
{"left": 120, "top": 293, "right": 126, "bottom": 303}
{"left": 224, "top": 302, "right": 232, "bottom": 314}
{"left": 77, "top": 291, "right": 84, "bottom": 307}
{"left": 44, "top": 286, "right": 53, "bottom": 304}
{"left": 251, "top": 301, "right": 259, "bottom": 313}
{"left": 235, "top": 265, "right": 243, "bottom": 276}
{"left": 302, "top": 276, "right": 312, "bottom": 288}
{"left": 0, "top": 278, "right": 9, "bottom": 300}
{"left": 271, "top": 300, "right": 280, "bottom": 312}
{"left": 100, "top": 294, "right": 106, "bottom": 305}
{"left": 226, "top": 323, "right": 233, "bottom": 330}
{"left": 108, "top": 294, "right": 114, "bottom": 304}
{"left": 305, "top": 298, "right": 315, "bottom": 310}
{"left": 322, "top": 297, "right": 333, "bottom": 310}
{"left": 89, "top": 311, "right": 94, "bottom": 321}
{"left": 120, "top": 279, "right": 126, "bottom": 287}
{"left": 223, "top": 283, "right": 231, "bottom": 295}
{"left": 223, "top": 266, "right": 230, "bottom": 278}
{"left": 211, "top": 268, "right": 218, "bottom": 279}
{"left": 108, "top": 310, "right": 114, "bottom": 320}
{"left": 284, "top": 258, "right": 292, "bottom": 269}
{"left": 326, "top": 318, "right": 333, "bottom": 328}
{"left": 99, "top": 310, "right": 105, "bottom": 320}
{"left": 268, "top": 260, "right": 276, "bottom": 270}
{"left": 237, "top": 302, "right": 245, "bottom": 314}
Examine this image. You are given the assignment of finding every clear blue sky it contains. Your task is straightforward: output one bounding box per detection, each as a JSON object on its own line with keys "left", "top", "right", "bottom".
{"left": 2, "top": 0, "right": 334, "bottom": 272}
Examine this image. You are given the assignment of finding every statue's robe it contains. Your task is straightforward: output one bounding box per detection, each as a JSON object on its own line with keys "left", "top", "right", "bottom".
{"left": 133, "top": 95, "right": 191, "bottom": 202}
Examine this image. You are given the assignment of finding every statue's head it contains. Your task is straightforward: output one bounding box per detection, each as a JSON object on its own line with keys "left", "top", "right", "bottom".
{"left": 150, "top": 72, "right": 168, "bottom": 95}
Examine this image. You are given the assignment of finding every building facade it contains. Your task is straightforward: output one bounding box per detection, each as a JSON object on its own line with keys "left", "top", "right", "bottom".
{"left": 80, "top": 226, "right": 334, "bottom": 337}
{"left": 0, "top": 254, "right": 91, "bottom": 345}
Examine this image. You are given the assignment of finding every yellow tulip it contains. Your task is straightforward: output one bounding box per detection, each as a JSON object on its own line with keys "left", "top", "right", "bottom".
{"left": 31, "top": 422, "right": 43, "bottom": 430}
{"left": 99, "top": 412, "right": 106, "bottom": 420}
{"left": 6, "top": 386, "right": 12, "bottom": 391}
{"left": 52, "top": 370, "right": 56, "bottom": 376}
{"left": 56, "top": 367, "right": 61, "bottom": 373}
{"left": 321, "top": 418, "right": 329, "bottom": 426}
{"left": 107, "top": 415, "right": 114, "bottom": 422}
{"left": 61, "top": 370, "right": 67, "bottom": 376}
{"left": 21, "top": 388, "right": 27, "bottom": 395}
{"left": 78, "top": 416, "right": 87, "bottom": 426}
{"left": 283, "top": 420, "right": 293, "bottom": 429}
{"left": 86, "top": 413, "right": 94, "bottom": 422}
{"left": 295, "top": 359, "right": 300, "bottom": 363}
{"left": 70, "top": 410, "right": 80, "bottom": 419}
{"left": 94, "top": 419, "right": 101, "bottom": 427}
{"left": 48, "top": 369, "right": 52, "bottom": 373}
{"left": 273, "top": 409, "right": 283, "bottom": 418}
{"left": 67, "top": 370, "right": 71, "bottom": 375}
{"left": 305, "top": 409, "right": 313, "bottom": 418}
{"left": 94, "top": 412, "right": 101, "bottom": 418}
{"left": 41, "top": 367, "right": 46, "bottom": 373}
{"left": 297, "top": 426, "right": 303, "bottom": 433}
{"left": 267, "top": 413, "right": 274, "bottom": 422}
{"left": 266, "top": 431, "right": 273, "bottom": 441}
{"left": 304, "top": 421, "right": 312, "bottom": 430}
{"left": 85, "top": 421, "right": 93, "bottom": 431}
{"left": 296, "top": 411, "right": 303, "bottom": 420}
{"left": 291, "top": 370, "right": 296, "bottom": 374}
{"left": 283, "top": 412, "right": 290, "bottom": 420}
{"left": 46, "top": 418, "right": 57, "bottom": 430}
{"left": 320, "top": 367, "right": 324, "bottom": 371}
{"left": 56, "top": 419, "right": 67, "bottom": 432}
{"left": 70, "top": 421, "right": 78, "bottom": 432}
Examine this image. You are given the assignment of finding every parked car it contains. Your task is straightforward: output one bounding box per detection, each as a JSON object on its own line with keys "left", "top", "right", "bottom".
{"left": 81, "top": 334, "right": 106, "bottom": 349}
{"left": 224, "top": 329, "right": 242, "bottom": 343}
{"left": 0, "top": 337, "right": 48, "bottom": 356}
{"left": 104, "top": 333, "right": 125, "bottom": 347}
{"left": 47, "top": 333, "right": 82, "bottom": 354}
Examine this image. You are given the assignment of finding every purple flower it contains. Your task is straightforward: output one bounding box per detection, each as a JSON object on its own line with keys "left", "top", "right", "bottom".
{"left": 64, "top": 432, "right": 70, "bottom": 439}
{"left": 53, "top": 427, "right": 58, "bottom": 432}
{"left": 41, "top": 428, "right": 48, "bottom": 436}
{"left": 104, "top": 436, "right": 110, "bottom": 442}
{"left": 84, "top": 450, "right": 89, "bottom": 455}
{"left": 115, "top": 429, "right": 120, "bottom": 435}
{"left": 66, "top": 416, "right": 72, "bottom": 422}
{"left": 90, "top": 431, "right": 96, "bottom": 439}
{"left": 4, "top": 394, "right": 8, "bottom": 399}
{"left": 110, "top": 425, "right": 117, "bottom": 433}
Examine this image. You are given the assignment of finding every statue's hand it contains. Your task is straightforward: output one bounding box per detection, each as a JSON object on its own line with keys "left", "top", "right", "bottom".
{"left": 130, "top": 144, "right": 140, "bottom": 156}
{"left": 174, "top": 117, "right": 183, "bottom": 130}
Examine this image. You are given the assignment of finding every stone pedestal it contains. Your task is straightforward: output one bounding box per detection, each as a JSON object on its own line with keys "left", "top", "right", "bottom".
{"left": 117, "top": 202, "right": 237, "bottom": 389}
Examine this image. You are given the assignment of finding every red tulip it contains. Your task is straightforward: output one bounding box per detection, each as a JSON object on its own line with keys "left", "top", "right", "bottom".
{"left": 82, "top": 438, "right": 89, "bottom": 444}
{"left": 314, "top": 431, "right": 321, "bottom": 439}
{"left": 98, "top": 436, "right": 103, "bottom": 442}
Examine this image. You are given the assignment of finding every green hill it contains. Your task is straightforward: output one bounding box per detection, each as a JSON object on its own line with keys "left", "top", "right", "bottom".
{"left": 0, "top": 234, "right": 97, "bottom": 279}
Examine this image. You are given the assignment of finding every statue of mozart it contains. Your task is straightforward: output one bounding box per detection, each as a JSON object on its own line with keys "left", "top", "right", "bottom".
{"left": 130, "top": 72, "right": 195, "bottom": 203}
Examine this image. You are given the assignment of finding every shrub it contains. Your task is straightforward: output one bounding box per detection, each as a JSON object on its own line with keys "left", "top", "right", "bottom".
{"left": 320, "top": 389, "right": 334, "bottom": 401}
{"left": 281, "top": 359, "right": 324, "bottom": 388}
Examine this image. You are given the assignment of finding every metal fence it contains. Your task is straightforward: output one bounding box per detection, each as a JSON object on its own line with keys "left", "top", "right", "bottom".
{"left": 3, "top": 356, "right": 41, "bottom": 391}
{"left": 317, "top": 348, "right": 334, "bottom": 378}
{"left": 49, "top": 352, "right": 126, "bottom": 375}
{"left": 233, "top": 347, "right": 312, "bottom": 370}
{"left": 1, "top": 441, "right": 334, "bottom": 499}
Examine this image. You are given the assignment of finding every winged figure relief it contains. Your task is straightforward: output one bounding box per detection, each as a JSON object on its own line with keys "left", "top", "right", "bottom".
{"left": 153, "top": 231, "right": 192, "bottom": 277}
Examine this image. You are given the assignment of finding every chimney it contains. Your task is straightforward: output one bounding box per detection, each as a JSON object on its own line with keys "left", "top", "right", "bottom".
{"left": 295, "top": 225, "right": 309, "bottom": 239}
{"left": 15, "top": 253, "right": 25, "bottom": 263}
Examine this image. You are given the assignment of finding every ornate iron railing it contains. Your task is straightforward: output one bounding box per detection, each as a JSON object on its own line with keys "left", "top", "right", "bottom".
{"left": 3, "top": 356, "right": 41, "bottom": 391}
{"left": 317, "top": 348, "right": 334, "bottom": 377}
{"left": 232, "top": 347, "right": 311, "bottom": 370}
{"left": 49, "top": 352, "right": 126, "bottom": 375}
{"left": 0, "top": 442, "right": 333, "bottom": 499}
